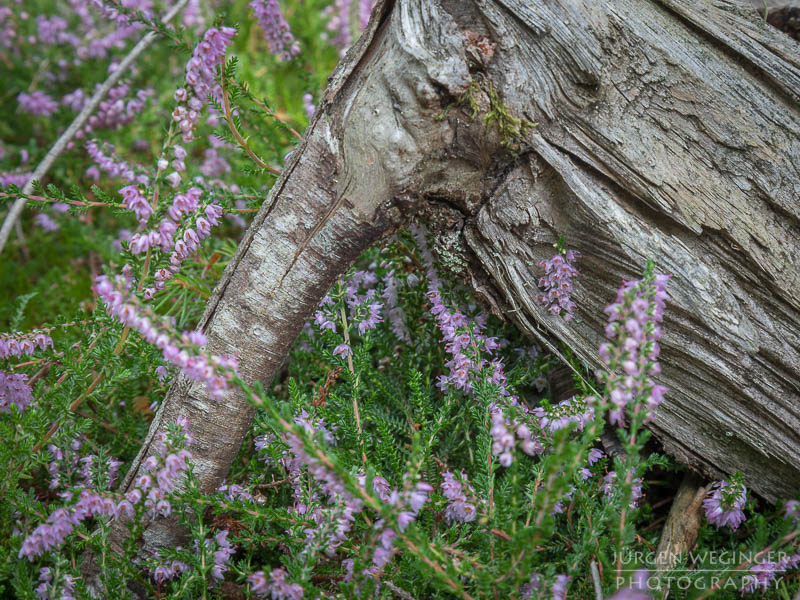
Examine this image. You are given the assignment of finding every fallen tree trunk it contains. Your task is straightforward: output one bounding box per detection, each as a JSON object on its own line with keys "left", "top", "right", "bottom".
{"left": 115, "top": 0, "right": 800, "bottom": 554}
{"left": 459, "top": 0, "right": 800, "bottom": 505}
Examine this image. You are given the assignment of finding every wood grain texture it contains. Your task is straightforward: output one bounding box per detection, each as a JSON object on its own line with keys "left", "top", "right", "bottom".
{"left": 456, "top": 0, "right": 800, "bottom": 501}
{"left": 655, "top": 473, "right": 709, "bottom": 575}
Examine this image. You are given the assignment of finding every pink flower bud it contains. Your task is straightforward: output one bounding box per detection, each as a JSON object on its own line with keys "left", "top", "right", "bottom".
{"left": 166, "top": 172, "right": 181, "bottom": 188}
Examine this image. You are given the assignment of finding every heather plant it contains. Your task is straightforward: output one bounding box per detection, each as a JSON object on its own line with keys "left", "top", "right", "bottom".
{"left": 1, "top": 1, "right": 799, "bottom": 600}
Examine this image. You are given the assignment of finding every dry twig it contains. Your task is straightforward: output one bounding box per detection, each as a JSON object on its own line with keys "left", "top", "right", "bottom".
{"left": 0, "top": 0, "right": 188, "bottom": 255}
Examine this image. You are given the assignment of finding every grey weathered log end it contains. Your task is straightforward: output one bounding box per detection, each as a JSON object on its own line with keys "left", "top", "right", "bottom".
{"left": 655, "top": 473, "right": 709, "bottom": 577}
{"left": 109, "top": 0, "right": 800, "bottom": 565}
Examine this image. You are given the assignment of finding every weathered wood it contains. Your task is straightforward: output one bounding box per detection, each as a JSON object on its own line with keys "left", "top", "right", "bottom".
{"left": 655, "top": 473, "right": 709, "bottom": 576}
{"left": 115, "top": 0, "right": 800, "bottom": 559}
{"left": 457, "top": 0, "right": 800, "bottom": 502}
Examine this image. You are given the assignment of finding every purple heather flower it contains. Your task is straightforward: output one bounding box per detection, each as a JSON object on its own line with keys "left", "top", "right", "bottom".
{"left": 602, "top": 471, "right": 643, "bottom": 507}
{"left": 77, "top": 452, "right": 122, "bottom": 490}
{"left": 332, "top": 343, "right": 352, "bottom": 357}
{"left": 165, "top": 172, "right": 181, "bottom": 188}
{"left": 152, "top": 553, "right": 190, "bottom": 584}
{"left": 381, "top": 267, "right": 410, "bottom": 342}
{"left": 357, "top": 302, "right": 382, "bottom": 334}
{"left": 218, "top": 482, "right": 254, "bottom": 502}
{"left": 34, "top": 213, "right": 59, "bottom": 231}
{"left": 325, "top": 0, "right": 352, "bottom": 54}
{"left": 62, "top": 89, "right": 87, "bottom": 113}
{"left": 739, "top": 552, "right": 800, "bottom": 595}
{"left": 407, "top": 481, "right": 433, "bottom": 512}
{"left": 411, "top": 226, "right": 506, "bottom": 392}
{"left": 703, "top": 479, "right": 747, "bottom": 530}
{"left": 520, "top": 573, "right": 541, "bottom": 598}
{"left": 85, "top": 85, "right": 152, "bottom": 133}
{"left": 94, "top": 275, "right": 237, "bottom": 400}
{"left": 278, "top": 416, "right": 359, "bottom": 555}
{"left": 0, "top": 331, "right": 53, "bottom": 359}
{"left": 126, "top": 186, "right": 223, "bottom": 296}
{"left": 0, "top": 371, "right": 35, "bottom": 413}
{"left": 88, "top": 0, "right": 153, "bottom": 26}
{"left": 293, "top": 409, "right": 336, "bottom": 446}
{"left": 286, "top": 431, "right": 357, "bottom": 505}
{"left": 185, "top": 26, "right": 235, "bottom": 104}
{"left": 21, "top": 482, "right": 134, "bottom": 559}
{"left": 631, "top": 478, "right": 643, "bottom": 505}
{"left": 595, "top": 269, "right": 670, "bottom": 426}
{"left": 47, "top": 437, "right": 84, "bottom": 491}
{"left": 18, "top": 91, "right": 58, "bottom": 116}
{"left": 78, "top": 22, "right": 142, "bottom": 61}
{"left": 249, "top": 570, "right": 268, "bottom": 595}
{"left": 359, "top": 0, "right": 375, "bottom": 30}
{"left": 313, "top": 297, "right": 337, "bottom": 333}
{"left": 536, "top": 250, "right": 579, "bottom": 321}
{"left": 35, "top": 566, "right": 77, "bottom": 600}
{"left": 588, "top": 447, "right": 605, "bottom": 465}
{"left": 208, "top": 529, "right": 235, "bottom": 580}
{"left": 155, "top": 365, "right": 169, "bottom": 383}
{"left": 118, "top": 185, "right": 152, "bottom": 224}
{"left": 249, "top": 567, "right": 303, "bottom": 599}
{"left": 86, "top": 141, "right": 145, "bottom": 184}
{"left": 441, "top": 471, "right": 477, "bottom": 523}
{"left": 174, "top": 26, "right": 236, "bottom": 143}
{"left": 181, "top": 0, "right": 204, "bottom": 33}
{"left": 200, "top": 147, "right": 231, "bottom": 177}
{"left": 551, "top": 487, "right": 575, "bottom": 516}
{"left": 36, "top": 15, "right": 66, "bottom": 43}
{"left": 342, "top": 276, "right": 384, "bottom": 336}
{"left": 533, "top": 396, "right": 594, "bottom": 433}
{"left": 0, "top": 172, "right": 32, "bottom": 189}
{"left": 364, "top": 479, "right": 432, "bottom": 573}
{"left": 36, "top": 15, "right": 79, "bottom": 47}
{"left": 249, "top": 0, "right": 300, "bottom": 60}
{"left": 551, "top": 574, "right": 571, "bottom": 600}
{"left": 0, "top": 7, "right": 17, "bottom": 51}
{"left": 601, "top": 472, "right": 616, "bottom": 496}
{"left": 784, "top": 500, "right": 800, "bottom": 526}
{"left": 411, "top": 225, "right": 552, "bottom": 467}
{"left": 303, "top": 93, "right": 315, "bottom": 120}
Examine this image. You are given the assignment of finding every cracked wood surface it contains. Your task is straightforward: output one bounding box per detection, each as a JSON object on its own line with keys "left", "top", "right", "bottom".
{"left": 459, "top": 0, "right": 800, "bottom": 501}
{"left": 112, "top": 0, "right": 800, "bottom": 564}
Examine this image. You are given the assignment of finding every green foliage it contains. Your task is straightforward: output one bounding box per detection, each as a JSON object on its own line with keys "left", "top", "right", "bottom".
{"left": 438, "top": 76, "right": 536, "bottom": 152}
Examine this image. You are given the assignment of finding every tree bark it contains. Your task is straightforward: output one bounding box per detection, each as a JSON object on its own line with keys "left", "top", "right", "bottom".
{"left": 115, "top": 0, "right": 800, "bottom": 556}
{"left": 655, "top": 473, "right": 709, "bottom": 577}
